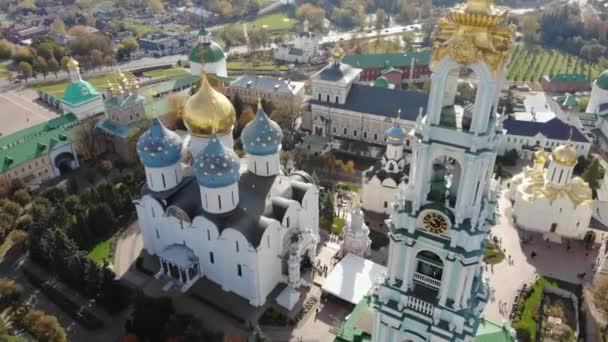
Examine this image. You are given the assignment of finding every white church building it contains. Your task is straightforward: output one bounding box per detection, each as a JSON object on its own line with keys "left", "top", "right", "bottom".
{"left": 59, "top": 57, "right": 104, "bottom": 120}
{"left": 189, "top": 23, "right": 227, "bottom": 78}
{"left": 508, "top": 146, "right": 594, "bottom": 243}
{"left": 134, "top": 75, "right": 319, "bottom": 309}
{"left": 274, "top": 19, "right": 320, "bottom": 64}
{"left": 361, "top": 114, "right": 411, "bottom": 215}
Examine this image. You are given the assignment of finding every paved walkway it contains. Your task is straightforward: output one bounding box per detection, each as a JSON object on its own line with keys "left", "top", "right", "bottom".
{"left": 483, "top": 183, "right": 604, "bottom": 324}
{"left": 114, "top": 222, "right": 143, "bottom": 278}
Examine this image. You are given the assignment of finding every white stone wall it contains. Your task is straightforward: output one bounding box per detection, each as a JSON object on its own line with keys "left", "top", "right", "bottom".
{"left": 512, "top": 192, "right": 592, "bottom": 240}
{"left": 587, "top": 83, "right": 608, "bottom": 114}
{"left": 311, "top": 103, "right": 415, "bottom": 145}
{"left": 61, "top": 97, "right": 105, "bottom": 120}
{"left": 362, "top": 177, "right": 401, "bottom": 215}
{"left": 247, "top": 153, "right": 281, "bottom": 176}
{"left": 145, "top": 164, "right": 183, "bottom": 192}
{"left": 200, "top": 183, "right": 239, "bottom": 214}
{"left": 499, "top": 134, "right": 591, "bottom": 159}
{"left": 134, "top": 173, "right": 320, "bottom": 307}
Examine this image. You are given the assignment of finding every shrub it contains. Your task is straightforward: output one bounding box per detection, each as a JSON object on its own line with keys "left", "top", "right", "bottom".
{"left": 0, "top": 278, "right": 23, "bottom": 307}
{"left": 370, "top": 230, "right": 389, "bottom": 250}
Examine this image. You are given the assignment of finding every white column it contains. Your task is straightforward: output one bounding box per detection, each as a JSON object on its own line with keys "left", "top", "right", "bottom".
{"left": 388, "top": 240, "right": 398, "bottom": 284}
{"left": 453, "top": 266, "right": 466, "bottom": 310}
{"left": 438, "top": 260, "right": 453, "bottom": 306}
{"left": 400, "top": 246, "right": 413, "bottom": 291}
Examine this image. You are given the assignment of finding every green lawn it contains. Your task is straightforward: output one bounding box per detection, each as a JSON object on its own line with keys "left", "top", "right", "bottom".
{"left": 87, "top": 235, "right": 116, "bottom": 264}
{"left": 227, "top": 61, "right": 289, "bottom": 71}
{"left": 224, "top": 11, "right": 298, "bottom": 36}
{"left": 248, "top": 12, "right": 298, "bottom": 31}
{"left": 331, "top": 216, "right": 346, "bottom": 235}
{"left": 143, "top": 68, "right": 187, "bottom": 78}
{"left": 513, "top": 277, "right": 559, "bottom": 341}
{"left": 34, "top": 71, "right": 135, "bottom": 98}
{"left": 0, "top": 64, "right": 9, "bottom": 79}
{"left": 337, "top": 182, "right": 359, "bottom": 193}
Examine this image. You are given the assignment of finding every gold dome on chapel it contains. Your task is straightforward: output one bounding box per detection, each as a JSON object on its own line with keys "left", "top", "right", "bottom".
{"left": 552, "top": 144, "right": 577, "bottom": 166}
{"left": 66, "top": 57, "right": 79, "bottom": 71}
{"left": 183, "top": 73, "right": 236, "bottom": 138}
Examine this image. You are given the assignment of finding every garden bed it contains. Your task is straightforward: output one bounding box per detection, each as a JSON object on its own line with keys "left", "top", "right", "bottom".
{"left": 512, "top": 277, "right": 583, "bottom": 342}
{"left": 539, "top": 292, "right": 577, "bottom": 341}
{"left": 484, "top": 242, "right": 505, "bottom": 265}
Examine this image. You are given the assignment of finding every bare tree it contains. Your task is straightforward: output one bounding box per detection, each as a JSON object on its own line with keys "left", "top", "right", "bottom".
{"left": 73, "top": 121, "right": 98, "bottom": 160}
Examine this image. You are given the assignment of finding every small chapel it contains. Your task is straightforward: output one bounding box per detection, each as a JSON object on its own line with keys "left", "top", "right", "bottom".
{"left": 134, "top": 74, "right": 319, "bottom": 309}
{"left": 508, "top": 145, "right": 594, "bottom": 243}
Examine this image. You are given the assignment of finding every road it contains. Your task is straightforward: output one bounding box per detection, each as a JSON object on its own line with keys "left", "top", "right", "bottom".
{"left": 321, "top": 24, "right": 422, "bottom": 44}
{"left": 0, "top": 54, "right": 187, "bottom": 90}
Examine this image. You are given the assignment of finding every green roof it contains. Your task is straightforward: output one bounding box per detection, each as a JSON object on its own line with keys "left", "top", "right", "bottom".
{"left": 596, "top": 70, "right": 608, "bottom": 90}
{"left": 189, "top": 42, "right": 225, "bottom": 64}
{"left": 475, "top": 318, "right": 515, "bottom": 342}
{"left": 61, "top": 80, "right": 101, "bottom": 105}
{"left": 106, "top": 94, "right": 142, "bottom": 109}
{"left": 374, "top": 76, "right": 389, "bottom": 88}
{"left": 342, "top": 50, "right": 431, "bottom": 69}
{"left": 0, "top": 114, "right": 78, "bottom": 173}
{"left": 334, "top": 297, "right": 373, "bottom": 342}
{"left": 549, "top": 73, "right": 588, "bottom": 84}
{"left": 561, "top": 94, "right": 577, "bottom": 107}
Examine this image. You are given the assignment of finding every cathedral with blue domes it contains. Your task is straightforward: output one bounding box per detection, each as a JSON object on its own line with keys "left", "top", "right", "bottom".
{"left": 134, "top": 74, "right": 319, "bottom": 309}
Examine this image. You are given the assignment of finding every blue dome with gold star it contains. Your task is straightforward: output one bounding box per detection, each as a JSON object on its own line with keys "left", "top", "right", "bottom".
{"left": 385, "top": 121, "right": 406, "bottom": 146}
{"left": 137, "top": 119, "right": 183, "bottom": 168}
{"left": 194, "top": 134, "right": 240, "bottom": 188}
{"left": 241, "top": 103, "right": 283, "bottom": 156}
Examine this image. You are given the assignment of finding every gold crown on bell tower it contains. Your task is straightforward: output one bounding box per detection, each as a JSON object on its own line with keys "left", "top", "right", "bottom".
{"left": 430, "top": 0, "right": 516, "bottom": 76}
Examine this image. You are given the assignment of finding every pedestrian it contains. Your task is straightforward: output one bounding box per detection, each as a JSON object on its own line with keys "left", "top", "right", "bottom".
{"left": 491, "top": 264, "right": 494, "bottom": 273}
{"left": 315, "top": 307, "right": 320, "bottom": 321}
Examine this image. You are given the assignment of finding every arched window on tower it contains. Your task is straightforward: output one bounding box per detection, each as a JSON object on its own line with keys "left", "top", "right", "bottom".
{"left": 439, "top": 66, "right": 478, "bottom": 132}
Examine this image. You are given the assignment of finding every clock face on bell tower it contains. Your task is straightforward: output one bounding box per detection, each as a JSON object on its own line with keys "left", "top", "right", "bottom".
{"left": 422, "top": 211, "right": 451, "bottom": 234}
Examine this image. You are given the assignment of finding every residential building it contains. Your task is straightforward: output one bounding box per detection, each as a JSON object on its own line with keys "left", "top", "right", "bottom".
{"left": 372, "top": 0, "right": 515, "bottom": 340}
{"left": 59, "top": 57, "right": 104, "bottom": 120}
{"left": 499, "top": 116, "right": 591, "bottom": 160}
{"left": 176, "top": 6, "right": 219, "bottom": 26}
{"left": 341, "top": 50, "right": 431, "bottom": 85}
{"left": 541, "top": 73, "right": 590, "bottom": 93}
{"left": 0, "top": 113, "right": 79, "bottom": 189}
{"left": 508, "top": 148, "right": 594, "bottom": 244}
{"left": 138, "top": 32, "right": 195, "bottom": 57}
{"left": 308, "top": 47, "right": 428, "bottom": 151}
{"left": 227, "top": 75, "right": 305, "bottom": 107}
{"left": 134, "top": 77, "right": 319, "bottom": 310}
{"left": 274, "top": 19, "right": 320, "bottom": 64}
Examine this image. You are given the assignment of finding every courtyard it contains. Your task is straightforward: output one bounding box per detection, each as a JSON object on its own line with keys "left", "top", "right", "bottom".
{"left": 483, "top": 181, "right": 606, "bottom": 340}
{"left": 0, "top": 89, "right": 59, "bottom": 136}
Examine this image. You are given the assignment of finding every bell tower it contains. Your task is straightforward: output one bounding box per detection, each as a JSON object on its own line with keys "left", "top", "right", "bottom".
{"left": 372, "top": 0, "right": 515, "bottom": 341}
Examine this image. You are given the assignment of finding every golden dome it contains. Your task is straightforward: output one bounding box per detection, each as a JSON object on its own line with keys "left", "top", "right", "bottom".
{"left": 465, "top": 0, "right": 495, "bottom": 15}
{"left": 551, "top": 144, "right": 577, "bottom": 166}
{"left": 330, "top": 46, "right": 344, "bottom": 60}
{"left": 183, "top": 74, "right": 235, "bottom": 138}
{"left": 66, "top": 57, "right": 79, "bottom": 71}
